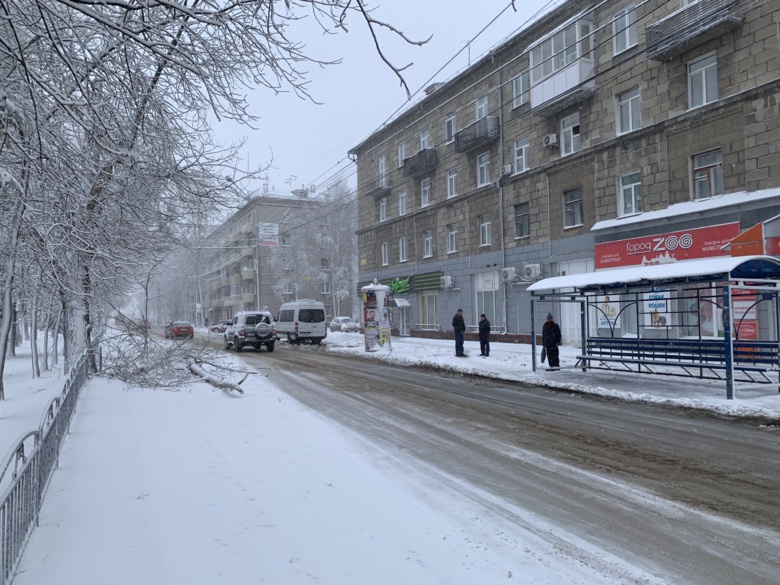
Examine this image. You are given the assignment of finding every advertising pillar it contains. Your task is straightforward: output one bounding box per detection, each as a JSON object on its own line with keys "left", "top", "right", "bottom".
{"left": 362, "top": 281, "right": 392, "bottom": 352}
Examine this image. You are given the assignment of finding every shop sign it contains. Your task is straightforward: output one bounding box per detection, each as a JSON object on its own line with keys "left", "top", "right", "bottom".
{"left": 595, "top": 223, "right": 739, "bottom": 269}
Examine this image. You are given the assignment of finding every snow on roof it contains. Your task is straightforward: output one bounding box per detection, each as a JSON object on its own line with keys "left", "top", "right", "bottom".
{"left": 528, "top": 255, "right": 780, "bottom": 292}
{"left": 591, "top": 187, "right": 780, "bottom": 232}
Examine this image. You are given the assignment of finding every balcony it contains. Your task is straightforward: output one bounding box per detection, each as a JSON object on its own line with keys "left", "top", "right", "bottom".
{"left": 530, "top": 59, "right": 597, "bottom": 117}
{"left": 242, "top": 293, "right": 255, "bottom": 304}
{"left": 402, "top": 148, "right": 438, "bottom": 178}
{"left": 241, "top": 268, "right": 255, "bottom": 280}
{"left": 646, "top": 0, "right": 750, "bottom": 62}
{"left": 364, "top": 175, "right": 391, "bottom": 197}
{"left": 454, "top": 116, "right": 500, "bottom": 153}
{"left": 241, "top": 247, "right": 255, "bottom": 257}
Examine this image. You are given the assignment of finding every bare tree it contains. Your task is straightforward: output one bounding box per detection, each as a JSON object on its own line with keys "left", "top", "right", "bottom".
{"left": 0, "top": 0, "right": 427, "bottom": 389}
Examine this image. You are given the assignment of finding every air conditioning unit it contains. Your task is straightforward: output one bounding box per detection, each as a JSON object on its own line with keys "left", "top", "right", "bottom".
{"left": 500, "top": 164, "right": 514, "bottom": 177}
{"left": 501, "top": 267, "right": 518, "bottom": 282}
{"left": 440, "top": 275, "right": 454, "bottom": 289}
{"left": 524, "top": 263, "right": 542, "bottom": 280}
{"left": 543, "top": 133, "right": 558, "bottom": 148}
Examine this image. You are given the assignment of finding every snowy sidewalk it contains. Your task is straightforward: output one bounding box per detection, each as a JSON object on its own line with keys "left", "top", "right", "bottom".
{"left": 12, "top": 359, "right": 656, "bottom": 585}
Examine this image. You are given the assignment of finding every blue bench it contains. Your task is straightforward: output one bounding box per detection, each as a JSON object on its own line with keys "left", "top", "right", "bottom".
{"left": 577, "top": 337, "right": 779, "bottom": 383}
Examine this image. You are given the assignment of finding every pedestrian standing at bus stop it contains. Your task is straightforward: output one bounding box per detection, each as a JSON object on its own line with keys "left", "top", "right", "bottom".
{"left": 542, "top": 312, "right": 562, "bottom": 369}
{"left": 478, "top": 314, "right": 491, "bottom": 357}
{"left": 452, "top": 308, "right": 466, "bottom": 357}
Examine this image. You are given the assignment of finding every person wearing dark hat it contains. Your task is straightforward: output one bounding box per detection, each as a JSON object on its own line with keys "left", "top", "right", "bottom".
{"left": 452, "top": 308, "right": 466, "bottom": 356}
{"left": 542, "top": 312, "right": 562, "bottom": 368}
{"left": 478, "top": 313, "right": 491, "bottom": 357}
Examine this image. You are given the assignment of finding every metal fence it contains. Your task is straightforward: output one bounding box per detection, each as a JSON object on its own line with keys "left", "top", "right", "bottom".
{"left": 0, "top": 350, "right": 90, "bottom": 585}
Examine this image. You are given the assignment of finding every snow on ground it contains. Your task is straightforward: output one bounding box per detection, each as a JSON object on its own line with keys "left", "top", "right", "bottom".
{"left": 4, "top": 331, "right": 779, "bottom": 585}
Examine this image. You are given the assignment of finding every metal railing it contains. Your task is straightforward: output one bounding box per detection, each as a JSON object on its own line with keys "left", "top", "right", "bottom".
{"left": 0, "top": 350, "right": 90, "bottom": 585}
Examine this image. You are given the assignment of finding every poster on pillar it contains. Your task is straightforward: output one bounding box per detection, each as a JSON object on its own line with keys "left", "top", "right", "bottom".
{"left": 361, "top": 282, "right": 392, "bottom": 352}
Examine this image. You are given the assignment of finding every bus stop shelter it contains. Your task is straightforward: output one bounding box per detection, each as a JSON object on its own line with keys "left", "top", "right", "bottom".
{"left": 528, "top": 255, "right": 780, "bottom": 399}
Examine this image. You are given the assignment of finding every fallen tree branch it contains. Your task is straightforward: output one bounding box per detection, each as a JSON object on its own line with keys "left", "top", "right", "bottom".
{"left": 189, "top": 362, "right": 244, "bottom": 394}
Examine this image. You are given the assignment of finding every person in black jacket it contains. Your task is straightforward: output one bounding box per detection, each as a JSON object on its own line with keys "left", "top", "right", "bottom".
{"left": 542, "top": 312, "right": 562, "bottom": 368}
{"left": 478, "top": 314, "right": 491, "bottom": 357}
{"left": 452, "top": 308, "right": 466, "bottom": 356}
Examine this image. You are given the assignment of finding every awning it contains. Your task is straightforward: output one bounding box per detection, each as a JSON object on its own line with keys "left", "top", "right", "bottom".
{"left": 528, "top": 255, "right": 780, "bottom": 293}
{"left": 389, "top": 298, "right": 410, "bottom": 308}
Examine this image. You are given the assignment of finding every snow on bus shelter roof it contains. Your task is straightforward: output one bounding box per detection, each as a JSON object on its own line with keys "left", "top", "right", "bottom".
{"left": 528, "top": 255, "right": 780, "bottom": 293}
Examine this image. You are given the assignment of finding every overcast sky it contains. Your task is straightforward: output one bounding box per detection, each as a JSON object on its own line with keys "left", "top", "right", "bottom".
{"left": 214, "top": 0, "right": 555, "bottom": 196}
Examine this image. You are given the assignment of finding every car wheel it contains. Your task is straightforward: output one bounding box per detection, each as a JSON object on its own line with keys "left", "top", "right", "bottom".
{"left": 223, "top": 335, "right": 230, "bottom": 350}
{"left": 266, "top": 342, "right": 275, "bottom": 352}
{"left": 233, "top": 338, "right": 242, "bottom": 352}
{"left": 314, "top": 339, "right": 322, "bottom": 345}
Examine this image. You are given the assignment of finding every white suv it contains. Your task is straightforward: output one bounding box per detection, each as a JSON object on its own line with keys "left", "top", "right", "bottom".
{"left": 224, "top": 311, "right": 276, "bottom": 352}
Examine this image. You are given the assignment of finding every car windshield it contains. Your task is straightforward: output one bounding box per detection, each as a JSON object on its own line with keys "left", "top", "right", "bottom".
{"left": 174, "top": 322, "right": 190, "bottom": 327}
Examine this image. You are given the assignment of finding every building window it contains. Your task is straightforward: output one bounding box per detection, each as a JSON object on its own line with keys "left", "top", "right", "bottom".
{"left": 512, "top": 71, "right": 529, "bottom": 108}
{"left": 616, "top": 88, "right": 641, "bottom": 134}
{"left": 283, "top": 282, "right": 294, "bottom": 295}
{"left": 421, "top": 177, "right": 431, "bottom": 207}
{"left": 445, "top": 114, "right": 456, "bottom": 143}
{"left": 447, "top": 168, "right": 458, "bottom": 198}
{"left": 447, "top": 224, "right": 458, "bottom": 253}
{"left": 381, "top": 242, "right": 389, "bottom": 266}
{"left": 476, "top": 272, "right": 499, "bottom": 325}
{"left": 399, "top": 236, "right": 408, "bottom": 262}
{"left": 564, "top": 188, "right": 583, "bottom": 228}
{"left": 397, "top": 142, "right": 406, "bottom": 168}
{"left": 477, "top": 152, "right": 491, "bottom": 187}
{"left": 612, "top": 6, "right": 637, "bottom": 55}
{"left": 561, "top": 114, "right": 580, "bottom": 156}
{"left": 423, "top": 230, "right": 433, "bottom": 258}
{"left": 398, "top": 189, "right": 407, "bottom": 216}
{"left": 321, "top": 258, "right": 329, "bottom": 269}
{"left": 476, "top": 95, "right": 488, "bottom": 120}
{"left": 321, "top": 281, "right": 331, "bottom": 294}
{"left": 688, "top": 53, "right": 718, "bottom": 109}
{"left": 514, "top": 203, "right": 530, "bottom": 238}
{"left": 419, "top": 289, "right": 438, "bottom": 327}
{"left": 692, "top": 149, "right": 723, "bottom": 199}
{"left": 513, "top": 137, "right": 530, "bottom": 173}
{"left": 378, "top": 155, "right": 387, "bottom": 186}
{"left": 379, "top": 196, "right": 387, "bottom": 222}
{"left": 530, "top": 17, "right": 593, "bottom": 83}
{"left": 479, "top": 214, "right": 492, "bottom": 246}
{"left": 619, "top": 172, "right": 642, "bottom": 216}
{"left": 420, "top": 127, "right": 431, "bottom": 150}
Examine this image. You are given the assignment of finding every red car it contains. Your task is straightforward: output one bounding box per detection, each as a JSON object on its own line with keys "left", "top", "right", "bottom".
{"left": 209, "top": 320, "right": 231, "bottom": 334}
{"left": 165, "top": 321, "right": 194, "bottom": 339}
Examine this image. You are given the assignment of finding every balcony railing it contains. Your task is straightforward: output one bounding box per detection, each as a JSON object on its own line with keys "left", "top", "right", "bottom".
{"left": 241, "top": 268, "right": 255, "bottom": 280}
{"left": 646, "top": 0, "right": 751, "bottom": 61}
{"left": 530, "top": 59, "right": 596, "bottom": 117}
{"left": 402, "top": 148, "right": 438, "bottom": 178}
{"left": 454, "top": 116, "right": 499, "bottom": 153}
{"left": 364, "top": 175, "right": 391, "bottom": 197}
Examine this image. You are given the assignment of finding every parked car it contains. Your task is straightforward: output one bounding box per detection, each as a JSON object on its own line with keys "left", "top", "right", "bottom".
{"left": 165, "top": 321, "right": 194, "bottom": 339}
{"left": 209, "top": 320, "right": 230, "bottom": 334}
{"left": 275, "top": 300, "right": 327, "bottom": 344}
{"left": 224, "top": 311, "right": 276, "bottom": 352}
{"left": 330, "top": 317, "right": 358, "bottom": 333}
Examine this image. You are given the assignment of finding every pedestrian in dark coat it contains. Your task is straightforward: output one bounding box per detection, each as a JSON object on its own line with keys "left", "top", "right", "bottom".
{"left": 478, "top": 314, "right": 491, "bottom": 357}
{"left": 542, "top": 312, "right": 562, "bottom": 368}
{"left": 452, "top": 308, "right": 466, "bottom": 356}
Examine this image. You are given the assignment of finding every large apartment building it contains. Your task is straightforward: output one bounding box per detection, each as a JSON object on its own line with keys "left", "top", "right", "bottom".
{"left": 350, "top": 0, "right": 780, "bottom": 342}
{"left": 193, "top": 191, "right": 332, "bottom": 325}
